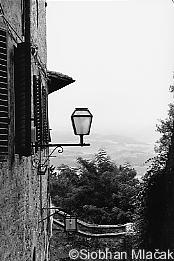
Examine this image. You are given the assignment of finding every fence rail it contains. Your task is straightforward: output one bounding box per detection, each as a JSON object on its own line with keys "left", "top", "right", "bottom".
{"left": 52, "top": 208, "right": 134, "bottom": 238}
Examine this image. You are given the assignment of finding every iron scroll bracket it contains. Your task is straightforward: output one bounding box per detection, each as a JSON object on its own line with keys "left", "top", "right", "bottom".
{"left": 33, "top": 143, "right": 90, "bottom": 175}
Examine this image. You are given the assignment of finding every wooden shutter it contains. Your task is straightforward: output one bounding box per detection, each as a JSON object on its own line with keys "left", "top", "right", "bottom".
{"left": 33, "top": 75, "right": 42, "bottom": 145}
{"left": 42, "top": 88, "right": 49, "bottom": 144}
{"left": 0, "top": 28, "right": 8, "bottom": 157}
{"left": 15, "top": 42, "right": 31, "bottom": 156}
{"left": 33, "top": 76, "right": 49, "bottom": 147}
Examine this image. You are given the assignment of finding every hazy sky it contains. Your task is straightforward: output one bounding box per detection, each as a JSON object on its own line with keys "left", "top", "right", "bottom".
{"left": 47, "top": 0, "right": 174, "bottom": 143}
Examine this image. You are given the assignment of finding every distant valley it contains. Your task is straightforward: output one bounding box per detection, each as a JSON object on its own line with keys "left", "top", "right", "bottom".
{"left": 49, "top": 131, "right": 156, "bottom": 179}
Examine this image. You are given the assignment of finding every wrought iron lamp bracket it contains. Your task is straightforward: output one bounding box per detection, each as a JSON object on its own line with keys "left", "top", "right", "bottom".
{"left": 34, "top": 142, "right": 90, "bottom": 175}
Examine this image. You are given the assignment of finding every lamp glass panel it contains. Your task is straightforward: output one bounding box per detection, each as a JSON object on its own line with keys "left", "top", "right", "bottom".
{"left": 65, "top": 217, "right": 77, "bottom": 232}
{"left": 73, "top": 116, "right": 91, "bottom": 135}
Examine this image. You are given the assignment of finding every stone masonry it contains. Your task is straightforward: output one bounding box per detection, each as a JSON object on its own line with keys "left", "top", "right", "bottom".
{"left": 0, "top": 0, "right": 50, "bottom": 260}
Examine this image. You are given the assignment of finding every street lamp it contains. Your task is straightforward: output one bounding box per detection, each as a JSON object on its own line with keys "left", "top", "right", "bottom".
{"left": 35, "top": 107, "right": 93, "bottom": 148}
{"left": 64, "top": 215, "right": 77, "bottom": 232}
{"left": 35, "top": 108, "right": 93, "bottom": 174}
{"left": 71, "top": 108, "right": 93, "bottom": 145}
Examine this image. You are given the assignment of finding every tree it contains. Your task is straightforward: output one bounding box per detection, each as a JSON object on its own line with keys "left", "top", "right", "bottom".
{"left": 49, "top": 164, "right": 80, "bottom": 212}
{"left": 50, "top": 149, "right": 140, "bottom": 225}
{"left": 144, "top": 103, "right": 174, "bottom": 176}
{"left": 136, "top": 94, "right": 174, "bottom": 251}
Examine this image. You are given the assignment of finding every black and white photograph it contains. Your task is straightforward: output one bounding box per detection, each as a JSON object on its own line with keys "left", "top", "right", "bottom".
{"left": 0, "top": 0, "right": 174, "bottom": 260}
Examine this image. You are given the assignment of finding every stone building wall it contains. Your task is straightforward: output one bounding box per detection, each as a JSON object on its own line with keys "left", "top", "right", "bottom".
{"left": 0, "top": 0, "right": 50, "bottom": 260}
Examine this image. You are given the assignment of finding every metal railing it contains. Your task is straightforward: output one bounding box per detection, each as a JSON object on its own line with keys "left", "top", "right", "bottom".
{"left": 52, "top": 207, "right": 134, "bottom": 238}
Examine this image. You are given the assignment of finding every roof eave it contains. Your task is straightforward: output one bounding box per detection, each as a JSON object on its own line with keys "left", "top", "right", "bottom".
{"left": 47, "top": 70, "right": 76, "bottom": 94}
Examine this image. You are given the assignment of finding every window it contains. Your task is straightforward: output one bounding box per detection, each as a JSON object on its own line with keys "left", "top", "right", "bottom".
{"left": 33, "top": 75, "right": 42, "bottom": 145}
{"left": 0, "top": 28, "right": 8, "bottom": 159}
{"left": 15, "top": 45, "right": 49, "bottom": 156}
{"left": 42, "top": 88, "right": 49, "bottom": 144}
{"left": 15, "top": 42, "right": 31, "bottom": 156}
{"left": 33, "top": 75, "right": 49, "bottom": 149}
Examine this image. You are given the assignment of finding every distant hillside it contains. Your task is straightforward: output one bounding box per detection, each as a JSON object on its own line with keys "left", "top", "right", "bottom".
{"left": 49, "top": 131, "right": 156, "bottom": 178}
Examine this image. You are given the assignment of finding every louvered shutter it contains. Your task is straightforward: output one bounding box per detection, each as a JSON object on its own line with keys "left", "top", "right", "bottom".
{"left": 33, "top": 75, "right": 42, "bottom": 145}
{"left": 15, "top": 42, "right": 31, "bottom": 156}
{"left": 42, "top": 88, "right": 49, "bottom": 144}
{"left": 0, "top": 28, "right": 8, "bottom": 157}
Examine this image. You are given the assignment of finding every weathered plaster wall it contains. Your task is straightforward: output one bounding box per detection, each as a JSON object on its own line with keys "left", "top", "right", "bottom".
{"left": 0, "top": 0, "right": 50, "bottom": 260}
